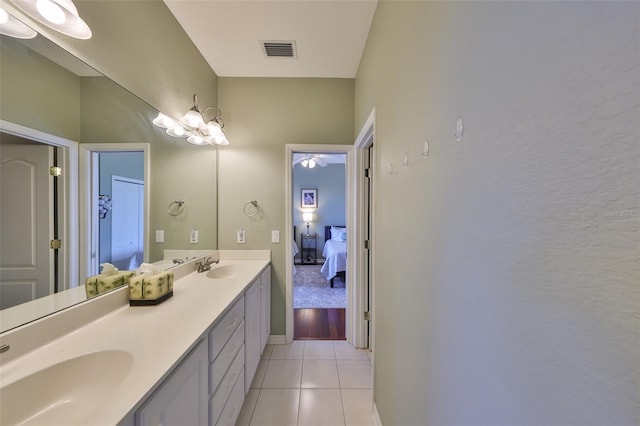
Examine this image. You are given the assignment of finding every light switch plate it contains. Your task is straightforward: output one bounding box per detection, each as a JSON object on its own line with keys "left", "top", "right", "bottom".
{"left": 272, "top": 230, "right": 280, "bottom": 243}
{"left": 155, "top": 230, "right": 164, "bottom": 243}
{"left": 237, "top": 229, "right": 246, "bottom": 244}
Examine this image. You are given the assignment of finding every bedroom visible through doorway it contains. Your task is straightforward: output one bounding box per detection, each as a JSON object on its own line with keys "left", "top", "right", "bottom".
{"left": 292, "top": 152, "right": 347, "bottom": 340}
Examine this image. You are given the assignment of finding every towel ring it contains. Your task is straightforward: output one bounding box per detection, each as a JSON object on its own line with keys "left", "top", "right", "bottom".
{"left": 168, "top": 200, "right": 185, "bottom": 216}
{"left": 243, "top": 200, "right": 260, "bottom": 217}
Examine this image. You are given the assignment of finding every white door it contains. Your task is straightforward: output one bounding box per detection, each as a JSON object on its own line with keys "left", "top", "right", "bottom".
{"left": 0, "top": 144, "right": 53, "bottom": 309}
{"left": 110, "top": 176, "right": 144, "bottom": 270}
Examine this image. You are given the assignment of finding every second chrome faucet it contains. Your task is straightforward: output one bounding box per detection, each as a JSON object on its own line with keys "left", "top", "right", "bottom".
{"left": 196, "top": 257, "right": 219, "bottom": 273}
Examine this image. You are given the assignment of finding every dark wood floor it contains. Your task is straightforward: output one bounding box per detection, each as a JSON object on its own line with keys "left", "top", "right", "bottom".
{"left": 294, "top": 308, "right": 346, "bottom": 340}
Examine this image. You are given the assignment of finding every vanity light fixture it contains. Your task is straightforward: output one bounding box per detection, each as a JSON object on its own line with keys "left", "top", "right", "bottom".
{"left": 9, "top": 0, "right": 92, "bottom": 39}
{"left": 152, "top": 94, "right": 230, "bottom": 146}
{"left": 0, "top": 6, "right": 37, "bottom": 38}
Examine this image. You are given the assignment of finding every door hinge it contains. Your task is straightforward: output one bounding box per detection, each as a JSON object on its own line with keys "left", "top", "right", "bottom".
{"left": 50, "top": 239, "right": 62, "bottom": 249}
{"left": 364, "top": 311, "right": 371, "bottom": 321}
{"left": 364, "top": 240, "right": 371, "bottom": 250}
{"left": 49, "top": 166, "right": 62, "bottom": 177}
{"left": 364, "top": 168, "right": 371, "bottom": 178}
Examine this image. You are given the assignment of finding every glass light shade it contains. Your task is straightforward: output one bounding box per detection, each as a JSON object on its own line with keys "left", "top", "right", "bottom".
{"left": 216, "top": 134, "right": 230, "bottom": 146}
{"left": 187, "top": 134, "right": 206, "bottom": 145}
{"left": 308, "top": 159, "right": 316, "bottom": 168}
{"left": 0, "top": 8, "right": 37, "bottom": 38}
{"left": 301, "top": 159, "right": 308, "bottom": 168}
{"left": 302, "top": 212, "right": 313, "bottom": 222}
{"left": 152, "top": 112, "right": 176, "bottom": 129}
{"left": 205, "top": 120, "right": 223, "bottom": 138}
{"left": 11, "top": 0, "right": 92, "bottom": 39}
{"left": 36, "top": 0, "right": 65, "bottom": 24}
{"left": 182, "top": 109, "right": 205, "bottom": 129}
{"left": 166, "top": 126, "right": 186, "bottom": 137}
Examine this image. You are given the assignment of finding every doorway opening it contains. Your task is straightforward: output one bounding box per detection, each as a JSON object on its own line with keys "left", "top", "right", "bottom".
{"left": 80, "top": 143, "right": 149, "bottom": 278}
{"left": 292, "top": 152, "right": 347, "bottom": 340}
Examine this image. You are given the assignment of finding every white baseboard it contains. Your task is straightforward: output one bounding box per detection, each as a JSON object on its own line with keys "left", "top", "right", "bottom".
{"left": 267, "top": 334, "right": 286, "bottom": 345}
{"left": 373, "top": 403, "right": 382, "bottom": 426}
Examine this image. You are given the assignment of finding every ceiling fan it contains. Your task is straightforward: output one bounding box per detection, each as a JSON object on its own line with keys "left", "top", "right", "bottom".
{"left": 293, "top": 153, "right": 327, "bottom": 168}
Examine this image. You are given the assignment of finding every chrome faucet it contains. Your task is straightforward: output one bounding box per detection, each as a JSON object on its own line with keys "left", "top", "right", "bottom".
{"left": 172, "top": 258, "right": 185, "bottom": 264}
{"left": 196, "top": 257, "right": 219, "bottom": 273}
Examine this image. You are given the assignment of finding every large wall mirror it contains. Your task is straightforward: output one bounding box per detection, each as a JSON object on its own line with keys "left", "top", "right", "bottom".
{"left": 0, "top": 33, "right": 218, "bottom": 333}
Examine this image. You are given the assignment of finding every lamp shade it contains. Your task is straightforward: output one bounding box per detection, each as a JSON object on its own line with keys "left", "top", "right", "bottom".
{"left": 302, "top": 212, "right": 313, "bottom": 222}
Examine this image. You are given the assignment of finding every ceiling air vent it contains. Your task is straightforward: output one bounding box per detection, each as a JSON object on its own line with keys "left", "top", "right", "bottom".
{"left": 261, "top": 41, "right": 297, "bottom": 58}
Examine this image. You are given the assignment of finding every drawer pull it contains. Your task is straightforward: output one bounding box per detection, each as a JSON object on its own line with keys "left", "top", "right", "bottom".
{"left": 226, "top": 318, "right": 238, "bottom": 330}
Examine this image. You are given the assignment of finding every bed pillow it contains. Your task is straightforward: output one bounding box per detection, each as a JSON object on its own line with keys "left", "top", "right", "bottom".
{"left": 331, "top": 226, "right": 346, "bottom": 242}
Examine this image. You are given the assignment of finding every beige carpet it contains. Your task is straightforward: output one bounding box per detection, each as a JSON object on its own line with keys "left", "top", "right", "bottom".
{"left": 293, "top": 264, "right": 346, "bottom": 308}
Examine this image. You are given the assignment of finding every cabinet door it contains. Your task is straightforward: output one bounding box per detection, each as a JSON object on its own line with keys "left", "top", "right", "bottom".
{"left": 260, "top": 266, "right": 271, "bottom": 353}
{"left": 136, "top": 339, "right": 208, "bottom": 426}
{"left": 244, "top": 279, "right": 261, "bottom": 394}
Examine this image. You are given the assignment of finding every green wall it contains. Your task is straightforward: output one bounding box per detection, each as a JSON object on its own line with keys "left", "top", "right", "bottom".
{"left": 217, "top": 77, "right": 354, "bottom": 335}
{"left": 355, "top": 1, "right": 639, "bottom": 424}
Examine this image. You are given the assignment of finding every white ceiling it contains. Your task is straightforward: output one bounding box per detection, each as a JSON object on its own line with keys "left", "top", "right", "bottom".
{"left": 163, "top": 0, "right": 378, "bottom": 78}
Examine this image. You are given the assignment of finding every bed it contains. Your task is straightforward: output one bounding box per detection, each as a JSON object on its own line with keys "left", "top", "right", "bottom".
{"left": 320, "top": 226, "right": 347, "bottom": 287}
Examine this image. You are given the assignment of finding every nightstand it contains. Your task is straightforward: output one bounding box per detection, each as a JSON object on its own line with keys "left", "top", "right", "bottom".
{"left": 301, "top": 233, "right": 317, "bottom": 264}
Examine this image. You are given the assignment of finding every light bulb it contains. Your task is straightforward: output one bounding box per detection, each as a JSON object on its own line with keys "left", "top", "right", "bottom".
{"left": 36, "top": 0, "right": 66, "bottom": 24}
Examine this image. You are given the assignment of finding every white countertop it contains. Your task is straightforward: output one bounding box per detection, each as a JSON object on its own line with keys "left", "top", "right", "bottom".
{"left": 0, "top": 252, "right": 270, "bottom": 425}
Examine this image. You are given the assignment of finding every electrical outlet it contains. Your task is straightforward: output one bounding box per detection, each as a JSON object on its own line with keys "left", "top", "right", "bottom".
{"left": 190, "top": 229, "right": 198, "bottom": 243}
{"left": 272, "top": 230, "right": 280, "bottom": 243}
{"left": 155, "top": 230, "right": 164, "bottom": 243}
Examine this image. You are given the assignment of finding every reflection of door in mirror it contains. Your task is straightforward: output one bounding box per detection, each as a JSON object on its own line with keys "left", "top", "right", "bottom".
{"left": 0, "top": 143, "right": 59, "bottom": 309}
{"left": 92, "top": 152, "right": 144, "bottom": 275}
{"left": 110, "top": 176, "right": 144, "bottom": 270}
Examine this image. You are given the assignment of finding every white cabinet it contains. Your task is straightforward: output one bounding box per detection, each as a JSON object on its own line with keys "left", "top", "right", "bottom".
{"left": 136, "top": 339, "right": 208, "bottom": 426}
{"left": 244, "top": 278, "right": 261, "bottom": 393}
{"left": 260, "top": 266, "right": 271, "bottom": 354}
{"left": 244, "top": 266, "right": 271, "bottom": 393}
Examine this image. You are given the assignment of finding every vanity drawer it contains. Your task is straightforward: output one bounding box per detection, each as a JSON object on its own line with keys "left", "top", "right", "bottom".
{"left": 215, "top": 368, "right": 245, "bottom": 426}
{"left": 210, "top": 320, "right": 244, "bottom": 394}
{"left": 210, "top": 348, "right": 244, "bottom": 425}
{"left": 209, "top": 297, "right": 244, "bottom": 362}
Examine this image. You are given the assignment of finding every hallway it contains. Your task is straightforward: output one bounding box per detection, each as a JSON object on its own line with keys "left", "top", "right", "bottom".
{"left": 236, "top": 340, "right": 373, "bottom": 426}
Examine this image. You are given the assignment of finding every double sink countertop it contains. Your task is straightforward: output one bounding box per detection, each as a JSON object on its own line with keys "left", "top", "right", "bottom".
{"left": 0, "top": 250, "right": 270, "bottom": 426}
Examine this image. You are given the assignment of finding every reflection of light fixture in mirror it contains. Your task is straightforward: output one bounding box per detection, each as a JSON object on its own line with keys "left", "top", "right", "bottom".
{"left": 98, "top": 194, "right": 112, "bottom": 219}
{"left": 152, "top": 94, "right": 230, "bottom": 146}
{"left": 303, "top": 212, "right": 313, "bottom": 236}
{"left": 9, "top": 0, "right": 92, "bottom": 39}
{"left": 0, "top": 7, "right": 37, "bottom": 38}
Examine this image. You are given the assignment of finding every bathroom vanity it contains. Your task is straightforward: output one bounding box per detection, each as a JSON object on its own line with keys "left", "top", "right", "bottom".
{"left": 0, "top": 250, "right": 271, "bottom": 426}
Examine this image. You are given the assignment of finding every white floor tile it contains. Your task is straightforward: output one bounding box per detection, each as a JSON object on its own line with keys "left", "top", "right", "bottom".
{"left": 251, "top": 359, "right": 269, "bottom": 389}
{"left": 337, "top": 360, "right": 372, "bottom": 389}
{"left": 301, "top": 360, "right": 340, "bottom": 389}
{"left": 271, "top": 341, "right": 304, "bottom": 359}
{"left": 334, "top": 341, "right": 369, "bottom": 360}
{"left": 341, "top": 389, "right": 375, "bottom": 426}
{"left": 261, "top": 359, "right": 303, "bottom": 388}
{"left": 236, "top": 388, "right": 260, "bottom": 426}
{"left": 298, "top": 389, "right": 345, "bottom": 426}
{"left": 250, "top": 389, "right": 300, "bottom": 426}
{"left": 304, "top": 341, "right": 336, "bottom": 359}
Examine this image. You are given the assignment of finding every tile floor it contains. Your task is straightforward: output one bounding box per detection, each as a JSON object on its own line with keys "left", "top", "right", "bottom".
{"left": 236, "top": 340, "right": 374, "bottom": 426}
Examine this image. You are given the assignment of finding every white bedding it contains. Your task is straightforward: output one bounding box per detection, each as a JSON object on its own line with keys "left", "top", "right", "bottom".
{"left": 320, "top": 240, "right": 347, "bottom": 280}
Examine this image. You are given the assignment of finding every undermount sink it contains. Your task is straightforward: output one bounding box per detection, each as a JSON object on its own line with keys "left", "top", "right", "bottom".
{"left": 0, "top": 350, "right": 134, "bottom": 425}
{"left": 206, "top": 264, "right": 244, "bottom": 279}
